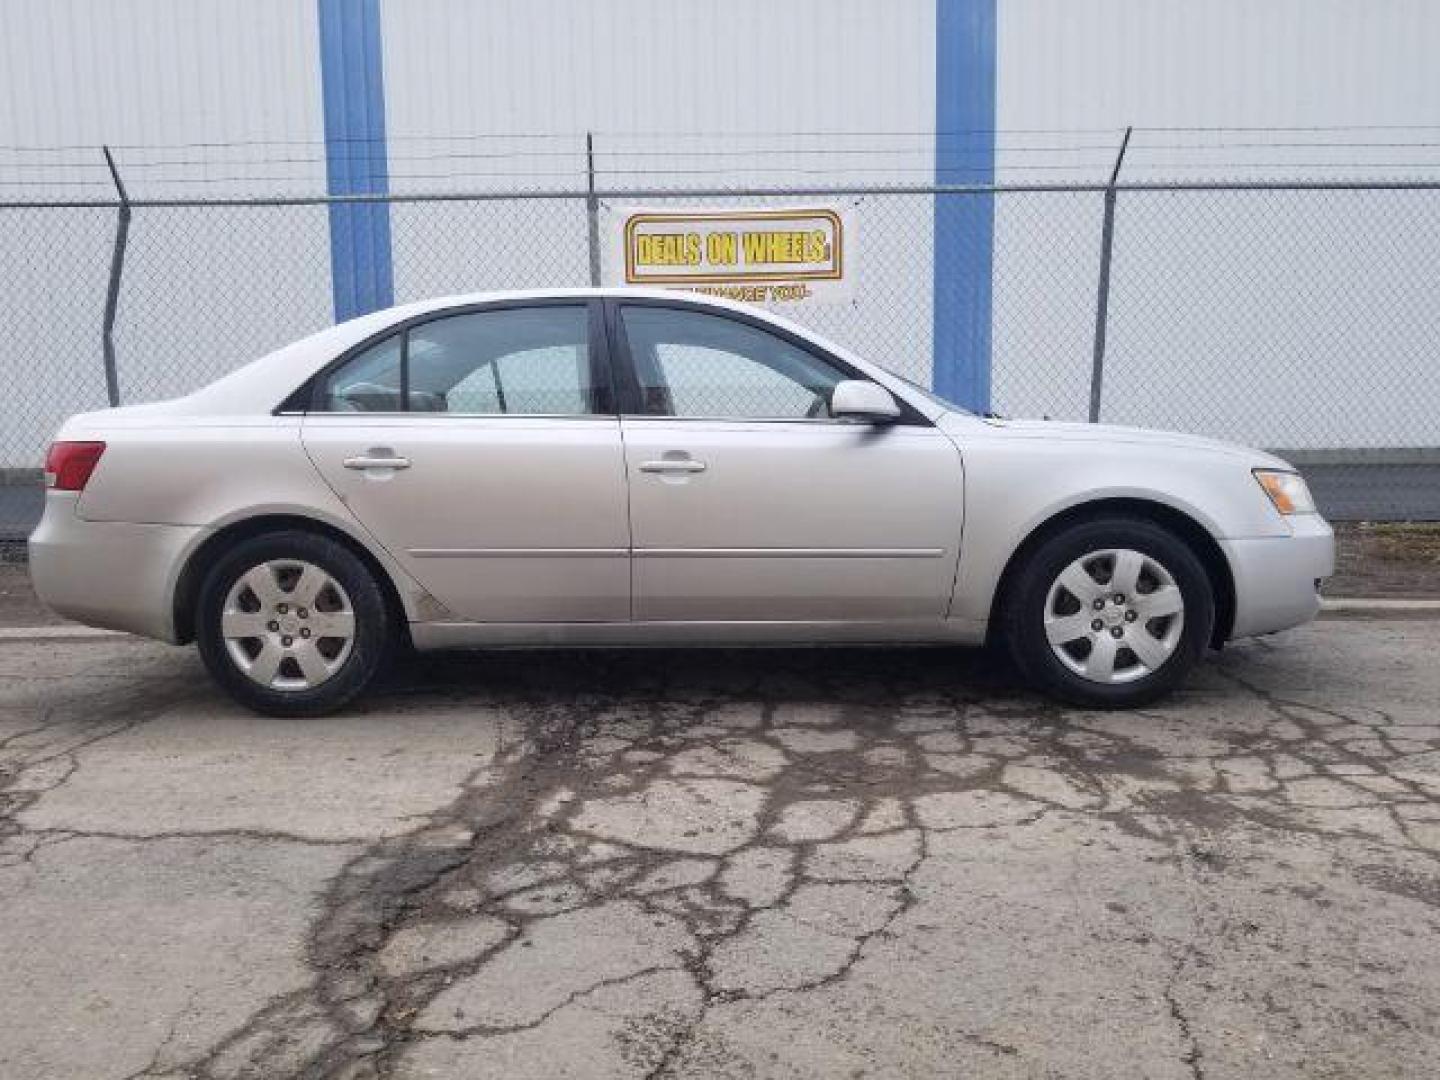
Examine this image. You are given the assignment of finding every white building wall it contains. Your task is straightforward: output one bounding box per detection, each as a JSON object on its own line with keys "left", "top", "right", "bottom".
{"left": 0, "top": 0, "right": 332, "bottom": 465}
{"left": 992, "top": 0, "right": 1440, "bottom": 446}
{"left": 379, "top": 0, "right": 940, "bottom": 384}
{"left": 0, "top": 0, "right": 323, "bottom": 169}
{"left": 999, "top": 0, "right": 1440, "bottom": 137}
{"left": 381, "top": 0, "right": 934, "bottom": 147}
{"left": 1, "top": 0, "right": 1438, "bottom": 467}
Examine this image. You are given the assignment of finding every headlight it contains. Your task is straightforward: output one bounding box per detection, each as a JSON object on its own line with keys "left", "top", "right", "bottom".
{"left": 1253, "top": 469, "right": 1316, "bottom": 515}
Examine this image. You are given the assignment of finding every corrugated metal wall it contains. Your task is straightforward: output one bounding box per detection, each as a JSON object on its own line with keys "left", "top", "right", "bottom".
{"left": 380, "top": 1, "right": 933, "bottom": 150}
{"left": 0, "top": 0, "right": 324, "bottom": 192}
{"left": 991, "top": 0, "right": 1440, "bottom": 446}
{"left": 1000, "top": 0, "right": 1440, "bottom": 142}
{"left": 377, "top": 0, "right": 939, "bottom": 386}
{"left": 0, "top": 0, "right": 333, "bottom": 465}
{"left": 2, "top": 0, "right": 1440, "bottom": 465}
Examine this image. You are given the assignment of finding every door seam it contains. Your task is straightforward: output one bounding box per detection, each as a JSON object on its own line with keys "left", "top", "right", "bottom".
{"left": 617, "top": 417, "right": 637, "bottom": 621}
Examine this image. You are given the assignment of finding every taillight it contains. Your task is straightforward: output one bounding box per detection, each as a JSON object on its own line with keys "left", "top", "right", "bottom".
{"left": 44, "top": 441, "right": 106, "bottom": 491}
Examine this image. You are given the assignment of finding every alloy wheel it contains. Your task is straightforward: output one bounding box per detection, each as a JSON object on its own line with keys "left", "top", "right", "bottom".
{"left": 1042, "top": 547, "right": 1185, "bottom": 685}
{"left": 220, "top": 559, "right": 356, "bottom": 691}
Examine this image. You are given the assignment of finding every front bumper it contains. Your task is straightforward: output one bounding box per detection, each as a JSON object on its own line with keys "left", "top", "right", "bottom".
{"left": 28, "top": 491, "right": 203, "bottom": 642}
{"left": 1221, "top": 514, "right": 1335, "bottom": 639}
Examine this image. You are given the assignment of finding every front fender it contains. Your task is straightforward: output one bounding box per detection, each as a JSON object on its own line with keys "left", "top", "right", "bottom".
{"left": 947, "top": 431, "right": 1286, "bottom": 627}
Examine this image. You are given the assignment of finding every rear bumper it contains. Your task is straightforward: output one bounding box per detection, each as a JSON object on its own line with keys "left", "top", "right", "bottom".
{"left": 27, "top": 492, "right": 202, "bottom": 642}
{"left": 1222, "top": 515, "right": 1335, "bottom": 639}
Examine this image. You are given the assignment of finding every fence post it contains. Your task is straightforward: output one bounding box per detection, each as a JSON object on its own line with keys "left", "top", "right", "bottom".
{"left": 585, "top": 132, "right": 602, "bottom": 287}
{"left": 100, "top": 145, "right": 131, "bottom": 408}
{"left": 1088, "top": 126, "right": 1132, "bottom": 423}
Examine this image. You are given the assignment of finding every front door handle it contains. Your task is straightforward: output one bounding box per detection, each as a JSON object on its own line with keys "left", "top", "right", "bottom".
{"left": 639, "top": 459, "right": 707, "bottom": 474}
{"left": 344, "top": 454, "right": 411, "bottom": 471}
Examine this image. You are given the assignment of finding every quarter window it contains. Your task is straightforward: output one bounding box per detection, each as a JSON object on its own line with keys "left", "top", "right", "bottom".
{"left": 316, "top": 305, "right": 598, "bottom": 414}
{"left": 619, "top": 306, "right": 848, "bottom": 419}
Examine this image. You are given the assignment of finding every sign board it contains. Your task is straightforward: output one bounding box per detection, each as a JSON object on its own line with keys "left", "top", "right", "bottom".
{"left": 606, "top": 206, "right": 854, "bottom": 305}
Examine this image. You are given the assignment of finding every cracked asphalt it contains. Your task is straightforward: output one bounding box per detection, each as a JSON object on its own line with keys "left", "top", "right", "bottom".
{"left": 2, "top": 617, "right": 1439, "bottom": 1079}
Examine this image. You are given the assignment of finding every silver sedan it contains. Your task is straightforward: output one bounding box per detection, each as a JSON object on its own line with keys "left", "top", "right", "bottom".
{"left": 29, "top": 289, "right": 1334, "bottom": 715}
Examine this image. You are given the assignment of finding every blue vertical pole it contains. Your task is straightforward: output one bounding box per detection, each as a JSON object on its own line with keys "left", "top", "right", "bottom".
{"left": 317, "top": 0, "right": 394, "bottom": 321}
{"left": 932, "top": 0, "right": 996, "bottom": 411}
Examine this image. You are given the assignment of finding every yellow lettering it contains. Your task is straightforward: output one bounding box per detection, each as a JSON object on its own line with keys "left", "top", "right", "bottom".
{"left": 741, "top": 230, "right": 827, "bottom": 266}
{"left": 706, "top": 231, "right": 738, "bottom": 265}
{"left": 634, "top": 231, "right": 705, "bottom": 267}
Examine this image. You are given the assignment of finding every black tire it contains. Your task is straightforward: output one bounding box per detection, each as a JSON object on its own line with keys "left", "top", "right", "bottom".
{"left": 1001, "top": 516, "right": 1215, "bottom": 709}
{"left": 195, "top": 530, "right": 392, "bottom": 717}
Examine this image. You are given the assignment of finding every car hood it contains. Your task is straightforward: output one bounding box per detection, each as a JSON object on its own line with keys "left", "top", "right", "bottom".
{"left": 940, "top": 414, "right": 1295, "bottom": 470}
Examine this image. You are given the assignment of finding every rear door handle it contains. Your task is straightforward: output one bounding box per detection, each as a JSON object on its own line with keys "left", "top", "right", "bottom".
{"left": 344, "top": 454, "right": 411, "bottom": 470}
{"left": 639, "top": 459, "right": 706, "bottom": 474}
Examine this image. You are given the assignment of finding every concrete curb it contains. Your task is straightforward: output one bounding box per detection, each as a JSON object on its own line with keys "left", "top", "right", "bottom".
{"left": 0, "top": 625, "right": 127, "bottom": 641}
{"left": 0, "top": 597, "right": 1438, "bottom": 643}
{"left": 1320, "top": 598, "right": 1440, "bottom": 613}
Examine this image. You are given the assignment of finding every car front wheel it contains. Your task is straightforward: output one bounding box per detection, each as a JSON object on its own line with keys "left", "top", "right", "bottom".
{"left": 195, "top": 530, "right": 392, "bottom": 716}
{"left": 1002, "top": 516, "right": 1215, "bottom": 708}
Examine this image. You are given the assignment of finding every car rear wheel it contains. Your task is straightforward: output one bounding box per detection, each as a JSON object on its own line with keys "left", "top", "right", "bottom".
{"left": 196, "top": 530, "right": 391, "bottom": 716}
{"left": 1002, "top": 516, "right": 1215, "bottom": 708}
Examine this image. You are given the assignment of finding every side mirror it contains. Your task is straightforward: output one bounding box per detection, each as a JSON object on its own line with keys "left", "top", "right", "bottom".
{"left": 830, "top": 380, "right": 901, "bottom": 422}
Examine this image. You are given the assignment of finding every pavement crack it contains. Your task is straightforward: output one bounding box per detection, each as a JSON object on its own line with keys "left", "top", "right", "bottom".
{"left": 5, "top": 636, "right": 1437, "bottom": 1077}
{"left": 1164, "top": 945, "right": 1206, "bottom": 1080}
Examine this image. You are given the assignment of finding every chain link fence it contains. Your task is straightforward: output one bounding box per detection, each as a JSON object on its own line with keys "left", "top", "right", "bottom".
{"left": 3, "top": 179, "right": 1439, "bottom": 561}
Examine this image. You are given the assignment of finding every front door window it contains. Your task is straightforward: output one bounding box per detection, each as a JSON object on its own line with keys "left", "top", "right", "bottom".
{"left": 619, "top": 305, "right": 847, "bottom": 419}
